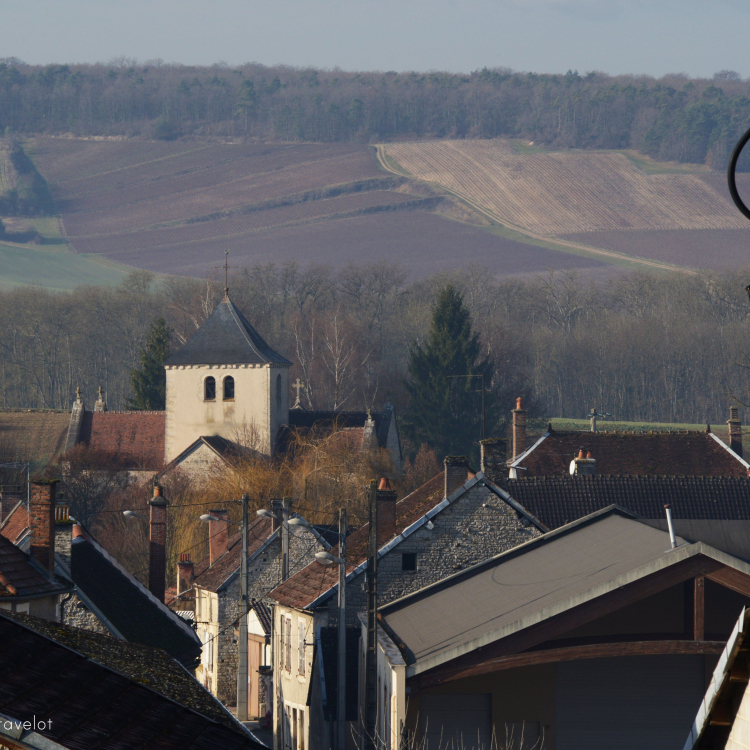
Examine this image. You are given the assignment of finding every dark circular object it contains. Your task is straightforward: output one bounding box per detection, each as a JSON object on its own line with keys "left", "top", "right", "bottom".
{"left": 728, "top": 126, "right": 750, "bottom": 222}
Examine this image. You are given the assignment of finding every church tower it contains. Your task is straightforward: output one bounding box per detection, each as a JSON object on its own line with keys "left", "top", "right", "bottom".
{"left": 163, "top": 295, "right": 291, "bottom": 463}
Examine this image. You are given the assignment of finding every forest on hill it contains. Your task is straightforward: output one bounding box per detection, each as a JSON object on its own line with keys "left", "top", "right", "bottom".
{"left": 2, "top": 264, "right": 750, "bottom": 448}
{"left": 2, "top": 59, "right": 750, "bottom": 166}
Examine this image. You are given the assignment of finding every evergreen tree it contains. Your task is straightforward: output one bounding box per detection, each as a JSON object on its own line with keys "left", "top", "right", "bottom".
{"left": 404, "top": 285, "right": 492, "bottom": 460}
{"left": 127, "top": 318, "right": 171, "bottom": 410}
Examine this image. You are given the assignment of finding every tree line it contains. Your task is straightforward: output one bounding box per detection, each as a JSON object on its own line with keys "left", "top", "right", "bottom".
{"left": 3, "top": 264, "right": 750, "bottom": 461}
{"left": 2, "top": 59, "right": 750, "bottom": 166}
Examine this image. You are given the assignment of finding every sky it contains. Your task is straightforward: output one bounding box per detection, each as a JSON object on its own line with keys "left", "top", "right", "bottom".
{"left": 3, "top": 0, "right": 749, "bottom": 79}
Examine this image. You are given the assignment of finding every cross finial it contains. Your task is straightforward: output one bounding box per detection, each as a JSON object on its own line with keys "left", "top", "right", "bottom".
{"left": 75, "top": 386, "right": 81, "bottom": 401}
{"left": 215, "top": 250, "right": 239, "bottom": 300}
{"left": 292, "top": 378, "right": 303, "bottom": 409}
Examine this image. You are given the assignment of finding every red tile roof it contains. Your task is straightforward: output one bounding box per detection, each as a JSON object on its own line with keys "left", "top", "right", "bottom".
{"left": 0, "top": 409, "right": 70, "bottom": 468}
{"left": 269, "top": 473, "right": 445, "bottom": 610}
{"left": 514, "top": 429, "right": 749, "bottom": 477}
{"left": 79, "top": 411, "right": 165, "bottom": 469}
{"left": 0, "top": 533, "right": 71, "bottom": 598}
{"left": 0, "top": 502, "right": 28, "bottom": 546}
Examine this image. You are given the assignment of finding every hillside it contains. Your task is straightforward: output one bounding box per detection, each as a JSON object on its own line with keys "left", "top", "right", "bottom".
{"left": 381, "top": 140, "right": 750, "bottom": 269}
{"left": 27, "top": 137, "right": 605, "bottom": 282}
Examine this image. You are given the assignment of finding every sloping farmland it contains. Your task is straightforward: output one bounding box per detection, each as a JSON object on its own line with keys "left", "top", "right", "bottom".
{"left": 30, "top": 137, "right": 612, "bottom": 280}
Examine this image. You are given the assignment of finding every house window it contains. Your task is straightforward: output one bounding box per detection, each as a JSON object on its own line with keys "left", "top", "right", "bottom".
{"left": 276, "top": 373, "right": 282, "bottom": 411}
{"left": 223, "top": 375, "right": 235, "bottom": 400}
{"left": 299, "top": 709, "right": 305, "bottom": 750}
{"left": 298, "top": 620, "right": 306, "bottom": 675}
{"left": 204, "top": 376, "right": 216, "bottom": 401}
{"left": 279, "top": 615, "right": 284, "bottom": 669}
{"left": 402, "top": 552, "right": 417, "bottom": 571}
{"left": 285, "top": 617, "right": 292, "bottom": 671}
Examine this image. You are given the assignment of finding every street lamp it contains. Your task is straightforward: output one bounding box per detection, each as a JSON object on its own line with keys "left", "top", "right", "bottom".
{"left": 200, "top": 513, "right": 221, "bottom": 522}
{"left": 122, "top": 510, "right": 144, "bottom": 519}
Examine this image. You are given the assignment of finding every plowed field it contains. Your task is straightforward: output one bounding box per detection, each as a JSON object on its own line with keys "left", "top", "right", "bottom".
{"left": 383, "top": 141, "right": 749, "bottom": 236}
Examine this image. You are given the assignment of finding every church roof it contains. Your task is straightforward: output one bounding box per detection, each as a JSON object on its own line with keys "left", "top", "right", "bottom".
{"left": 165, "top": 297, "right": 291, "bottom": 367}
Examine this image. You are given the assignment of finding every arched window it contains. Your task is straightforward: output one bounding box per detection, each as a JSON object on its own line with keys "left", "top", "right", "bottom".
{"left": 223, "top": 376, "right": 235, "bottom": 401}
{"left": 276, "top": 373, "right": 282, "bottom": 410}
{"left": 204, "top": 376, "right": 216, "bottom": 401}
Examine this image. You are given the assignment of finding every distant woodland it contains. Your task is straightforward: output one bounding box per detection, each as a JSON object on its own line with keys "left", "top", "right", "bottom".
{"left": 3, "top": 265, "right": 750, "bottom": 441}
{"left": 2, "top": 60, "right": 750, "bottom": 166}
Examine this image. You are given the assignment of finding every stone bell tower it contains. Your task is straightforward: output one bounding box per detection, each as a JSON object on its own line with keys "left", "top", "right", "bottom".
{"left": 163, "top": 294, "right": 291, "bottom": 463}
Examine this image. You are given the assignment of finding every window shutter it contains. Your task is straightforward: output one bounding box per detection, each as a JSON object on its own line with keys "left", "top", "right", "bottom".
{"left": 298, "top": 620, "right": 306, "bottom": 675}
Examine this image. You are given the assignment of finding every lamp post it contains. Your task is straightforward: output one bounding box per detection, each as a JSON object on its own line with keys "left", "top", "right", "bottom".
{"left": 315, "top": 510, "right": 347, "bottom": 750}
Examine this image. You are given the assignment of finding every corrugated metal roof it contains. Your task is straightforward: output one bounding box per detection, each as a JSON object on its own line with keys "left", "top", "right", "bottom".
{"left": 165, "top": 297, "right": 291, "bottom": 367}
{"left": 381, "top": 508, "right": 709, "bottom": 674}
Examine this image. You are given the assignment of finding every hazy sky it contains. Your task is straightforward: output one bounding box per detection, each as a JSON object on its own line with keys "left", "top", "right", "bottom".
{"left": 3, "top": 0, "right": 749, "bottom": 78}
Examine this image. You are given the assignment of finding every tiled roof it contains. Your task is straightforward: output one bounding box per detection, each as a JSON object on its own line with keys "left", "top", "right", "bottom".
{"left": 513, "top": 429, "right": 748, "bottom": 477}
{"left": 192, "top": 517, "right": 276, "bottom": 593}
{"left": 269, "top": 473, "right": 445, "bottom": 609}
{"left": 0, "top": 533, "right": 71, "bottom": 598}
{"left": 165, "top": 297, "right": 291, "bottom": 367}
{"left": 70, "top": 530, "right": 201, "bottom": 667}
{"left": 79, "top": 410, "right": 165, "bottom": 469}
{"left": 502, "top": 475, "right": 750, "bottom": 529}
{"left": 0, "top": 501, "right": 28, "bottom": 545}
{"left": 278, "top": 410, "right": 385, "bottom": 454}
{"left": 0, "top": 409, "right": 70, "bottom": 469}
{"left": 0, "top": 611, "right": 264, "bottom": 749}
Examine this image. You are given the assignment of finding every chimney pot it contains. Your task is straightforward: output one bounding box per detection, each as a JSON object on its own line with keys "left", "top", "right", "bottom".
{"left": 148, "top": 488, "right": 168, "bottom": 603}
{"left": 481, "top": 439, "right": 507, "bottom": 484}
{"left": 72, "top": 524, "right": 85, "bottom": 539}
{"left": 444, "top": 456, "right": 470, "bottom": 498}
{"left": 573, "top": 450, "right": 597, "bottom": 476}
{"left": 376, "top": 480, "right": 397, "bottom": 546}
{"left": 30, "top": 480, "right": 57, "bottom": 575}
{"left": 512, "top": 398, "right": 527, "bottom": 459}
{"left": 208, "top": 509, "right": 229, "bottom": 566}
{"left": 177, "top": 553, "right": 195, "bottom": 597}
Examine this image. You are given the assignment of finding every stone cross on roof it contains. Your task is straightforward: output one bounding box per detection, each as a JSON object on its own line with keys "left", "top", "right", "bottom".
{"left": 292, "top": 378, "right": 305, "bottom": 410}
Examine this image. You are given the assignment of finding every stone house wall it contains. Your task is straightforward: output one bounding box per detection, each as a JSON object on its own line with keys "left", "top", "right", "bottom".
{"left": 60, "top": 592, "right": 109, "bottom": 634}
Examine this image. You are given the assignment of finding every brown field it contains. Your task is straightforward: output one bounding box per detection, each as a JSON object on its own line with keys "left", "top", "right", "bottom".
{"left": 561, "top": 228, "right": 750, "bottom": 269}
{"left": 30, "top": 137, "right": 609, "bottom": 280}
{"left": 384, "top": 141, "right": 750, "bottom": 236}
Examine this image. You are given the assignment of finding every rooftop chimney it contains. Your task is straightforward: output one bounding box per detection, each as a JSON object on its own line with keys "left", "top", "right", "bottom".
{"left": 176, "top": 553, "right": 195, "bottom": 598}
{"left": 481, "top": 438, "right": 507, "bottom": 484}
{"left": 149, "top": 484, "right": 168, "bottom": 603}
{"left": 271, "top": 499, "right": 282, "bottom": 532}
{"left": 444, "top": 456, "right": 469, "bottom": 498}
{"left": 728, "top": 406, "right": 743, "bottom": 458}
{"left": 30, "top": 480, "right": 57, "bottom": 575}
{"left": 512, "top": 397, "right": 527, "bottom": 459}
{"left": 377, "top": 477, "right": 397, "bottom": 546}
{"left": 208, "top": 509, "right": 229, "bottom": 566}
{"left": 571, "top": 449, "right": 597, "bottom": 476}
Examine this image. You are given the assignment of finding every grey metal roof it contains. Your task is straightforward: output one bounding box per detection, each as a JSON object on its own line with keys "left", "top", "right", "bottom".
{"left": 642, "top": 519, "right": 750, "bottom": 563}
{"left": 380, "top": 507, "right": 750, "bottom": 676}
{"left": 165, "top": 297, "right": 292, "bottom": 367}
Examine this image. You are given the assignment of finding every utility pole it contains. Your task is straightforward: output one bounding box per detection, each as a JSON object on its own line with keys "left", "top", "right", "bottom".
{"left": 364, "top": 480, "right": 378, "bottom": 750}
{"left": 337, "top": 509, "right": 347, "bottom": 750}
{"left": 281, "top": 497, "right": 291, "bottom": 581}
{"left": 237, "top": 493, "right": 249, "bottom": 722}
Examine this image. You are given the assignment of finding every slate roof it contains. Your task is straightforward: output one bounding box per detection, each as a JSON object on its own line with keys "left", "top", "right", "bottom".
{"left": 0, "top": 611, "right": 263, "bottom": 750}
{"left": 512, "top": 428, "right": 749, "bottom": 477}
{"left": 270, "top": 473, "right": 447, "bottom": 609}
{"left": 69, "top": 529, "right": 201, "bottom": 667}
{"left": 502, "top": 475, "right": 750, "bottom": 528}
{"left": 165, "top": 296, "right": 291, "bottom": 367}
{"left": 0, "top": 501, "right": 28, "bottom": 546}
{"left": 0, "top": 408, "right": 70, "bottom": 469}
{"left": 0, "top": 532, "right": 71, "bottom": 599}
{"left": 379, "top": 507, "right": 750, "bottom": 676}
{"left": 78, "top": 410, "right": 165, "bottom": 469}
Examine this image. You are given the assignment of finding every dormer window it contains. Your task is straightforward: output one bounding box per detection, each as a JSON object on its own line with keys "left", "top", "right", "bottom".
{"left": 223, "top": 376, "right": 235, "bottom": 401}
{"left": 204, "top": 377, "right": 216, "bottom": 401}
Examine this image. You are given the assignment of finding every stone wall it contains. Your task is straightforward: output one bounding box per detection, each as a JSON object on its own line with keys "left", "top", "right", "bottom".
{"left": 60, "top": 592, "right": 109, "bottom": 634}
{"left": 327, "top": 480, "right": 542, "bottom": 624}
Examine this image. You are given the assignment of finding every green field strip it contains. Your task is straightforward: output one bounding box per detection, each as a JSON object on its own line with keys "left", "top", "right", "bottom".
{"left": 0, "top": 242, "right": 133, "bottom": 290}
{"left": 375, "top": 144, "right": 695, "bottom": 275}
{"left": 549, "top": 417, "right": 749, "bottom": 434}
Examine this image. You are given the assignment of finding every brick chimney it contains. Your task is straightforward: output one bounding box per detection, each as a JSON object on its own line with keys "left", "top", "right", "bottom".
{"left": 444, "top": 456, "right": 469, "bottom": 498}
{"left": 149, "top": 484, "right": 168, "bottom": 603}
{"left": 377, "top": 477, "right": 397, "bottom": 546}
{"left": 208, "top": 509, "right": 229, "bottom": 566}
{"left": 271, "top": 499, "right": 282, "bottom": 532}
{"left": 573, "top": 449, "right": 597, "bottom": 476}
{"left": 481, "top": 438, "right": 507, "bottom": 484}
{"left": 30, "top": 480, "right": 57, "bottom": 575}
{"left": 176, "top": 553, "right": 195, "bottom": 597}
{"left": 728, "top": 406, "right": 743, "bottom": 458}
{"left": 512, "top": 397, "right": 527, "bottom": 459}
